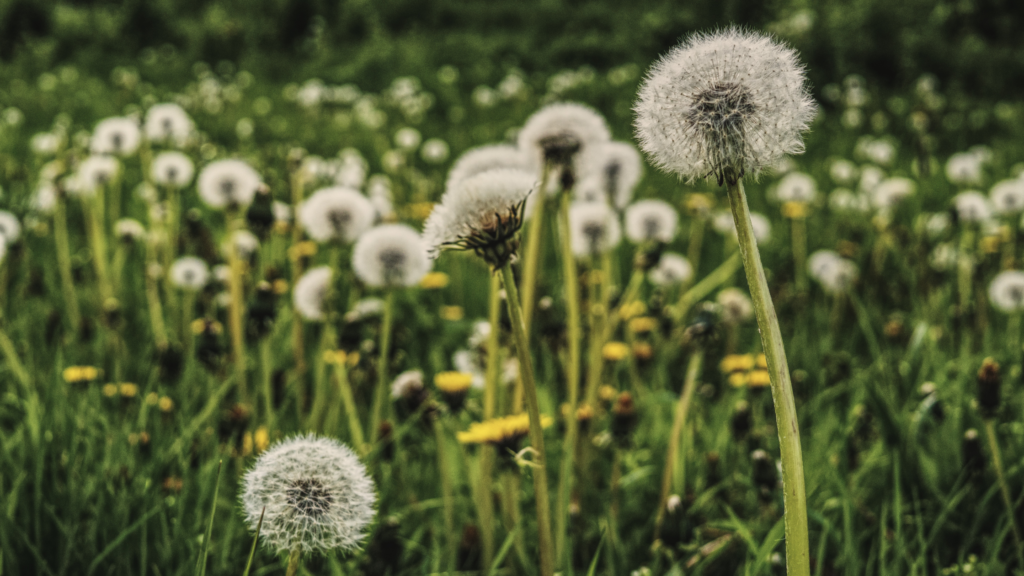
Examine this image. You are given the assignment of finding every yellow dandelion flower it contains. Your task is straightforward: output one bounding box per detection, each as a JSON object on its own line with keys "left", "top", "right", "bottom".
{"left": 602, "top": 342, "right": 630, "bottom": 361}
{"left": 748, "top": 369, "right": 771, "bottom": 387}
{"left": 781, "top": 201, "right": 809, "bottom": 219}
{"left": 576, "top": 404, "right": 594, "bottom": 421}
{"left": 254, "top": 426, "right": 270, "bottom": 453}
{"left": 346, "top": 351, "right": 360, "bottom": 368}
{"left": 979, "top": 235, "right": 1001, "bottom": 254}
{"left": 102, "top": 383, "right": 118, "bottom": 397}
{"left": 628, "top": 316, "right": 658, "bottom": 334}
{"left": 598, "top": 385, "right": 618, "bottom": 402}
{"left": 756, "top": 354, "right": 767, "bottom": 369}
{"left": 63, "top": 365, "right": 100, "bottom": 383}
{"left": 287, "top": 241, "right": 318, "bottom": 260}
{"left": 456, "top": 413, "right": 554, "bottom": 445}
{"left": 728, "top": 372, "right": 749, "bottom": 388}
{"left": 323, "top": 349, "right": 347, "bottom": 365}
{"left": 159, "top": 396, "right": 174, "bottom": 412}
{"left": 119, "top": 383, "right": 139, "bottom": 398}
{"left": 440, "top": 305, "right": 464, "bottom": 321}
{"left": 684, "top": 193, "right": 714, "bottom": 215}
{"left": 420, "top": 271, "right": 450, "bottom": 290}
{"left": 408, "top": 201, "right": 436, "bottom": 221}
{"left": 719, "top": 354, "right": 755, "bottom": 373}
{"left": 272, "top": 278, "right": 289, "bottom": 294}
{"left": 619, "top": 300, "right": 647, "bottom": 320}
{"left": 435, "top": 371, "right": 474, "bottom": 394}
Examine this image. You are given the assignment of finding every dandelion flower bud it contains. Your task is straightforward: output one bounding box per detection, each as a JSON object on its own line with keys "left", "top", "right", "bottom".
{"left": 293, "top": 266, "right": 333, "bottom": 322}
{"left": 422, "top": 168, "right": 535, "bottom": 267}
{"left": 352, "top": 224, "right": 432, "bottom": 288}
{"left": 169, "top": 256, "right": 210, "bottom": 291}
{"left": 152, "top": 151, "right": 196, "bottom": 188}
{"left": 990, "top": 179, "right": 1024, "bottom": 215}
{"left": 579, "top": 141, "right": 644, "bottom": 209}
{"left": 241, "top": 434, "right": 376, "bottom": 555}
{"left": 144, "top": 103, "right": 194, "bottom": 147}
{"left": 298, "top": 187, "right": 375, "bottom": 244}
{"left": 648, "top": 252, "right": 693, "bottom": 286}
{"left": 988, "top": 270, "right": 1024, "bottom": 313}
{"left": 91, "top": 117, "right": 141, "bottom": 156}
{"left": 197, "top": 159, "right": 262, "bottom": 210}
{"left": 568, "top": 202, "right": 621, "bottom": 258}
{"left": 518, "top": 102, "right": 610, "bottom": 172}
{"left": 445, "top": 144, "right": 532, "bottom": 194}
{"left": 634, "top": 28, "right": 816, "bottom": 185}
{"left": 624, "top": 199, "right": 678, "bottom": 244}
{"left": 977, "top": 357, "right": 1001, "bottom": 419}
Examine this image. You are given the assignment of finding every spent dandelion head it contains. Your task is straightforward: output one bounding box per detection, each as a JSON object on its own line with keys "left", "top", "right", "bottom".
{"left": 169, "top": 256, "right": 210, "bottom": 291}
{"left": 568, "top": 201, "right": 622, "bottom": 258}
{"left": 73, "top": 155, "right": 122, "bottom": 197}
{"left": 444, "top": 144, "right": 532, "bottom": 195}
{"left": 114, "top": 218, "right": 145, "bottom": 243}
{"left": 298, "top": 187, "right": 376, "bottom": 244}
{"left": 152, "top": 151, "right": 196, "bottom": 188}
{"left": 293, "top": 266, "right": 333, "bottom": 322}
{"left": 241, "top": 434, "right": 376, "bottom": 555}
{"left": 579, "top": 141, "right": 644, "bottom": 209}
{"left": 648, "top": 252, "right": 693, "bottom": 286}
{"left": 772, "top": 171, "right": 817, "bottom": 203}
{"left": 352, "top": 224, "right": 432, "bottom": 288}
{"left": 91, "top": 117, "right": 142, "bottom": 156}
{"left": 952, "top": 191, "right": 993, "bottom": 224}
{"left": 0, "top": 211, "right": 22, "bottom": 245}
{"left": 624, "top": 199, "right": 678, "bottom": 244}
{"left": 197, "top": 159, "right": 262, "bottom": 210}
{"left": 990, "top": 179, "right": 1024, "bottom": 215}
{"left": 634, "top": 27, "right": 817, "bottom": 186}
{"left": 518, "top": 102, "right": 611, "bottom": 175}
{"left": 988, "top": 270, "right": 1024, "bottom": 313}
{"left": 144, "top": 103, "right": 194, "bottom": 147}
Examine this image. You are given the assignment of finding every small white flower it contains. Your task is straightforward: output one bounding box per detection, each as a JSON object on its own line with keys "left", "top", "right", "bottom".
{"left": 293, "top": 266, "right": 333, "bottom": 321}
{"left": 773, "top": 171, "right": 817, "bottom": 203}
{"left": 945, "top": 152, "right": 984, "bottom": 187}
{"left": 91, "top": 117, "right": 141, "bottom": 156}
{"left": 444, "top": 144, "right": 532, "bottom": 194}
{"left": 717, "top": 288, "right": 753, "bottom": 324}
{"left": 929, "top": 243, "right": 957, "bottom": 272}
{"left": 335, "top": 150, "right": 368, "bottom": 189}
{"left": 649, "top": 253, "right": 693, "bottom": 286}
{"left": 114, "top": 218, "right": 145, "bottom": 242}
{"left": 72, "top": 155, "right": 122, "bottom": 197}
{"left": 624, "top": 199, "right": 678, "bottom": 244}
{"left": 870, "top": 177, "right": 916, "bottom": 210}
{"left": 579, "top": 141, "right": 644, "bottom": 209}
{"left": 152, "top": 151, "right": 196, "bottom": 188}
{"left": 858, "top": 165, "right": 885, "bottom": 194}
{"left": 420, "top": 138, "right": 450, "bottom": 164}
{"left": 391, "top": 370, "right": 425, "bottom": 399}
{"left": 988, "top": 270, "right": 1024, "bottom": 313}
{"left": 0, "top": 211, "right": 20, "bottom": 245}
{"left": 990, "top": 179, "right": 1024, "bottom": 215}
{"left": 197, "top": 159, "right": 262, "bottom": 209}
{"left": 352, "top": 224, "right": 432, "bottom": 288}
{"left": 634, "top": 28, "right": 816, "bottom": 184}
{"left": 298, "top": 187, "right": 376, "bottom": 244}
{"left": 828, "top": 188, "right": 870, "bottom": 213}
{"left": 807, "top": 250, "right": 840, "bottom": 280}
{"left": 144, "top": 103, "right": 194, "bottom": 146}
{"left": 273, "top": 201, "right": 292, "bottom": 224}
{"left": 568, "top": 202, "right": 621, "bottom": 258}
{"left": 860, "top": 139, "right": 896, "bottom": 166}
{"left": 518, "top": 102, "right": 610, "bottom": 171}
{"left": 169, "top": 256, "right": 210, "bottom": 290}
{"left": 30, "top": 132, "right": 62, "bottom": 156}
{"left": 953, "top": 191, "right": 992, "bottom": 223}
{"left": 923, "top": 213, "right": 951, "bottom": 239}
{"left": 829, "top": 159, "right": 859, "bottom": 185}
{"left": 394, "top": 127, "right": 422, "bottom": 151}
{"left": 241, "top": 434, "right": 376, "bottom": 555}
{"left": 808, "top": 250, "right": 858, "bottom": 294}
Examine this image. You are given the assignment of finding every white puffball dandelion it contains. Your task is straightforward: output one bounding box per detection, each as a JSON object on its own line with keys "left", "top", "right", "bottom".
{"left": 391, "top": 369, "right": 425, "bottom": 400}
{"left": 989, "top": 271, "right": 1024, "bottom": 313}
{"left": 717, "top": 287, "right": 754, "bottom": 324}
{"left": 32, "top": 183, "right": 58, "bottom": 214}
{"left": 293, "top": 266, "right": 333, "bottom": 322}
{"left": 225, "top": 230, "right": 260, "bottom": 260}
{"left": 0, "top": 211, "right": 21, "bottom": 245}
{"left": 870, "top": 177, "right": 916, "bottom": 210}
{"left": 197, "top": 159, "right": 262, "bottom": 210}
{"left": 828, "top": 189, "right": 870, "bottom": 214}
{"left": 241, "top": 434, "right": 376, "bottom": 555}
{"left": 421, "top": 139, "right": 450, "bottom": 164}
{"left": 945, "top": 152, "right": 984, "bottom": 187}
{"left": 152, "top": 152, "right": 196, "bottom": 188}
{"left": 444, "top": 144, "right": 532, "bottom": 194}
{"left": 624, "top": 199, "right": 678, "bottom": 244}
{"left": 273, "top": 201, "right": 292, "bottom": 225}
{"left": 858, "top": 165, "right": 885, "bottom": 194}
{"left": 807, "top": 250, "right": 857, "bottom": 294}
{"left": 352, "top": 224, "right": 432, "bottom": 288}
{"left": 422, "top": 168, "right": 535, "bottom": 266}
{"left": 953, "top": 191, "right": 993, "bottom": 223}
{"left": 169, "top": 256, "right": 210, "bottom": 290}
{"left": 73, "top": 155, "right": 121, "bottom": 197}
{"left": 298, "top": 187, "right": 376, "bottom": 244}
{"left": 773, "top": 171, "right": 817, "bottom": 203}
{"left": 649, "top": 252, "right": 693, "bottom": 286}
{"left": 394, "top": 127, "right": 422, "bottom": 151}
{"left": 91, "top": 117, "right": 141, "bottom": 156}
{"left": 634, "top": 28, "right": 816, "bottom": 185}
{"left": 114, "top": 218, "right": 145, "bottom": 242}
{"left": 579, "top": 141, "right": 644, "bottom": 209}
{"left": 568, "top": 202, "right": 622, "bottom": 258}
{"left": 829, "top": 159, "right": 859, "bottom": 185}
{"left": 517, "top": 102, "right": 611, "bottom": 171}
{"left": 990, "top": 179, "right": 1024, "bottom": 215}
{"left": 144, "top": 103, "right": 194, "bottom": 147}
{"left": 923, "top": 213, "right": 951, "bottom": 239}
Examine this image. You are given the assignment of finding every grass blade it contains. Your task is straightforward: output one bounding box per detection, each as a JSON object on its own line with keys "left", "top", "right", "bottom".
{"left": 85, "top": 503, "right": 163, "bottom": 576}
{"left": 196, "top": 460, "right": 223, "bottom": 576}
{"left": 241, "top": 507, "right": 265, "bottom": 576}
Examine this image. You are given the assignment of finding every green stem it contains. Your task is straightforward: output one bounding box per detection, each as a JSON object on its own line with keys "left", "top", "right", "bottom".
{"left": 520, "top": 163, "right": 551, "bottom": 334}
{"left": 687, "top": 216, "right": 705, "bottom": 279}
{"left": 53, "top": 199, "right": 81, "bottom": 334}
{"left": 479, "top": 273, "right": 502, "bottom": 568}
{"left": 84, "top": 196, "right": 112, "bottom": 303}
{"left": 434, "top": 417, "right": 458, "bottom": 573}
{"left": 653, "top": 350, "right": 701, "bottom": 542}
{"left": 145, "top": 239, "right": 169, "bottom": 351}
{"left": 585, "top": 258, "right": 609, "bottom": 409}
{"left": 555, "top": 193, "right": 582, "bottom": 567}
{"left": 984, "top": 419, "right": 1024, "bottom": 569}
{"left": 0, "top": 323, "right": 31, "bottom": 391}
{"left": 726, "top": 177, "right": 810, "bottom": 576}
{"left": 792, "top": 216, "right": 808, "bottom": 295}
{"left": 370, "top": 291, "right": 395, "bottom": 443}
{"left": 260, "top": 338, "right": 274, "bottom": 426}
{"left": 335, "top": 357, "right": 366, "bottom": 455}
{"left": 227, "top": 214, "right": 248, "bottom": 401}
{"left": 285, "top": 545, "right": 302, "bottom": 576}
{"left": 499, "top": 262, "right": 555, "bottom": 576}
{"left": 671, "top": 251, "right": 742, "bottom": 323}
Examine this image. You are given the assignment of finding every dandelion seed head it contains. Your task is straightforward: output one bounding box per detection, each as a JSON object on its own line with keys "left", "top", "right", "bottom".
{"left": 579, "top": 141, "right": 644, "bottom": 209}
{"left": 32, "top": 183, "right": 58, "bottom": 215}
{"left": 717, "top": 287, "right": 753, "bottom": 324}
{"left": 634, "top": 28, "right": 816, "bottom": 185}
{"left": 224, "top": 230, "right": 260, "bottom": 259}
{"left": 445, "top": 145, "right": 532, "bottom": 195}
{"left": 772, "top": 171, "right": 816, "bottom": 203}
{"left": 72, "top": 155, "right": 121, "bottom": 197}
{"left": 241, "top": 434, "right": 376, "bottom": 555}
{"left": 829, "top": 159, "right": 859, "bottom": 186}
{"left": 144, "top": 103, "right": 194, "bottom": 147}
{"left": 828, "top": 188, "right": 870, "bottom": 214}
{"left": 568, "top": 202, "right": 621, "bottom": 258}
{"left": 624, "top": 199, "right": 678, "bottom": 244}
{"left": 945, "top": 152, "right": 984, "bottom": 187}
{"left": 152, "top": 152, "right": 196, "bottom": 188}
{"left": 352, "top": 224, "right": 432, "bottom": 288}
{"left": 649, "top": 252, "right": 694, "bottom": 286}
{"left": 298, "top": 187, "right": 375, "bottom": 244}
{"left": 293, "top": 266, "right": 333, "bottom": 322}
{"left": 390, "top": 369, "right": 425, "bottom": 400}
{"left": 990, "top": 179, "right": 1024, "bottom": 215}
{"left": 518, "top": 102, "right": 611, "bottom": 171}
{"left": 169, "top": 256, "right": 210, "bottom": 291}
{"left": 91, "top": 117, "right": 141, "bottom": 156}
{"left": 197, "top": 160, "right": 262, "bottom": 210}
{"left": 0, "top": 211, "right": 22, "bottom": 245}
{"left": 114, "top": 218, "right": 145, "bottom": 242}
{"left": 953, "top": 191, "right": 993, "bottom": 224}
{"left": 989, "top": 271, "right": 1024, "bottom": 313}
{"left": 870, "top": 177, "right": 916, "bottom": 210}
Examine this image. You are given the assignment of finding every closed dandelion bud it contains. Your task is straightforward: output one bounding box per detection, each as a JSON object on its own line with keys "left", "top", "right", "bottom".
{"left": 683, "top": 303, "right": 719, "bottom": 346}
{"left": 963, "top": 429, "right": 985, "bottom": 475}
{"left": 377, "top": 421, "right": 395, "bottom": 462}
{"left": 611, "top": 392, "right": 638, "bottom": 445}
{"left": 706, "top": 451, "right": 721, "bottom": 486}
{"left": 977, "top": 357, "right": 1001, "bottom": 418}
{"left": 246, "top": 184, "right": 275, "bottom": 238}
{"left": 158, "top": 344, "right": 184, "bottom": 381}
{"left": 731, "top": 400, "right": 752, "bottom": 440}
{"left": 751, "top": 449, "right": 777, "bottom": 501}
{"left": 246, "top": 281, "right": 277, "bottom": 340}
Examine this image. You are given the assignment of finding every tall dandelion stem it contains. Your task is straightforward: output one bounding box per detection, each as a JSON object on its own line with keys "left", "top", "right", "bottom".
{"left": 792, "top": 215, "right": 808, "bottom": 295}
{"left": 84, "top": 195, "right": 113, "bottom": 302}
{"left": 478, "top": 273, "right": 502, "bottom": 568}
{"left": 227, "top": 213, "right": 248, "bottom": 401}
{"left": 984, "top": 419, "right": 1024, "bottom": 568}
{"left": 726, "top": 177, "right": 810, "bottom": 576}
{"left": 653, "top": 350, "right": 700, "bottom": 542}
{"left": 499, "top": 262, "right": 555, "bottom": 576}
{"left": 53, "top": 198, "right": 81, "bottom": 333}
{"left": 434, "top": 417, "right": 458, "bottom": 571}
{"left": 520, "top": 163, "right": 551, "bottom": 332}
{"left": 285, "top": 545, "right": 302, "bottom": 576}
{"left": 370, "top": 291, "right": 395, "bottom": 443}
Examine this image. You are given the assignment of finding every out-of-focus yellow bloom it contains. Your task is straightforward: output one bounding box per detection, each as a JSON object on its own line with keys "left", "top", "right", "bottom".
{"left": 781, "top": 201, "right": 809, "bottom": 219}
{"left": 632, "top": 342, "right": 653, "bottom": 360}
{"left": 684, "top": 193, "right": 713, "bottom": 215}
{"left": 435, "top": 371, "right": 474, "bottom": 394}
{"left": 720, "top": 354, "right": 755, "bottom": 373}
{"left": 159, "top": 396, "right": 175, "bottom": 412}
{"left": 406, "top": 202, "right": 436, "bottom": 221}
{"left": 145, "top": 392, "right": 159, "bottom": 406}
{"left": 288, "top": 241, "right": 318, "bottom": 260}
{"left": 272, "top": 278, "right": 289, "bottom": 294}
{"left": 119, "top": 383, "right": 138, "bottom": 398}
{"left": 440, "top": 305, "right": 464, "bottom": 321}
{"left": 457, "top": 413, "right": 553, "bottom": 445}
{"left": 748, "top": 369, "right": 771, "bottom": 387}
{"left": 629, "top": 316, "right": 658, "bottom": 333}
{"left": 420, "top": 272, "right": 450, "bottom": 289}
{"left": 756, "top": 354, "right": 767, "bottom": 369}
{"left": 273, "top": 220, "right": 290, "bottom": 235}
{"left": 602, "top": 342, "right": 630, "bottom": 361}
{"left": 575, "top": 403, "right": 594, "bottom": 421}
{"left": 102, "top": 383, "right": 118, "bottom": 397}
{"left": 192, "top": 319, "right": 222, "bottom": 335}
{"left": 980, "top": 235, "right": 1001, "bottom": 254}
{"left": 254, "top": 426, "right": 270, "bottom": 453}
{"left": 598, "top": 385, "right": 618, "bottom": 402}
{"left": 323, "top": 350, "right": 347, "bottom": 365}
{"left": 241, "top": 433, "right": 253, "bottom": 457}
{"left": 619, "top": 300, "right": 647, "bottom": 320}
{"left": 728, "top": 372, "right": 749, "bottom": 387}
{"left": 63, "top": 366, "right": 100, "bottom": 383}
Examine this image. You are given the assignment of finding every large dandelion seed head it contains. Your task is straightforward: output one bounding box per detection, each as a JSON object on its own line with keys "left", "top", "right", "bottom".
{"left": 91, "top": 117, "right": 142, "bottom": 157}
{"left": 293, "top": 266, "right": 333, "bottom": 322}
{"left": 990, "top": 179, "right": 1024, "bottom": 215}
{"left": 634, "top": 28, "right": 817, "bottom": 185}
{"left": 579, "top": 141, "right": 644, "bottom": 209}
{"left": 144, "top": 103, "right": 194, "bottom": 147}
{"left": 352, "top": 224, "right": 432, "bottom": 288}
{"left": 445, "top": 145, "right": 532, "bottom": 195}
{"left": 518, "top": 103, "right": 611, "bottom": 172}
{"left": 624, "top": 199, "right": 679, "bottom": 244}
{"left": 152, "top": 152, "right": 196, "bottom": 188}
{"left": 197, "top": 160, "right": 262, "bottom": 210}
{"left": 169, "top": 256, "right": 210, "bottom": 291}
{"left": 241, "top": 434, "right": 376, "bottom": 555}
{"left": 298, "top": 187, "right": 376, "bottom": 244}
{"left": 568, "top": 202, "right": 622, "bottom": 258}
{"left": 423, "top": 168, "right": 536, "bottom": 267}
{"left": 990, "top": 271, "right": 1024, "bottom": 314}
{"left": 945, "top": 152, "right": 984, "bottom": 187}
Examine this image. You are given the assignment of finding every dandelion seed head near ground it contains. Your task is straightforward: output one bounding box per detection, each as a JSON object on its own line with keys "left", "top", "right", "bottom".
{"left": 352, "top": 223, "right": 432, "bottom": 288}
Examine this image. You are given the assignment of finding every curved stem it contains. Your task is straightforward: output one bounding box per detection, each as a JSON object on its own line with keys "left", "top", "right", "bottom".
{"left": 653, "top": 350, "right": 701, "bottom": 542}
{"left": 226, "top": 214, "right": 248, "bottom": 401}
{"left": 726, "top": 178, "right": 810, "bottom": 576}
{"left": 520, "top": 163, "right": 551, "bottom": 334}
{"left": 984, "top": 419, "right": 1024, "bottom": 569}
{"left": 671, "top": 251, "right": 742, "bottom": 324}
{"left": 478, "top": 273, "right": 502, "bottom": 568}
{"left": 53, "top": 199, "right": 81, "bottom": 334}
{"left": 499, "top": 262, "right": 555, "bottom": 576}
{"left": 370, "top": 291, "right": 395, "bottom": 443}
